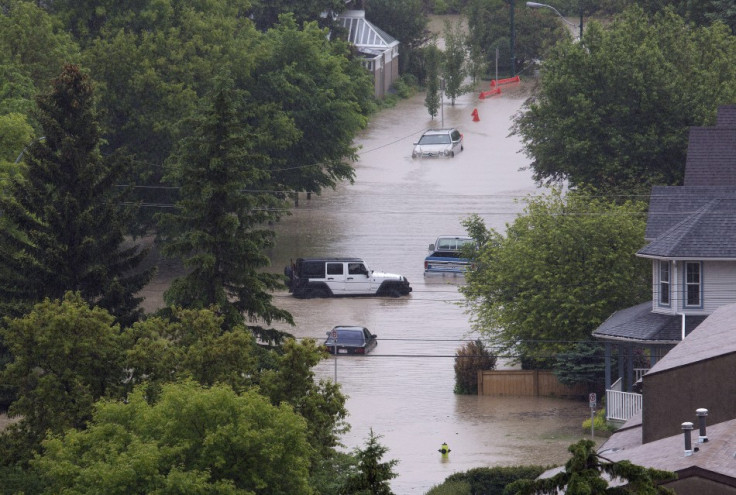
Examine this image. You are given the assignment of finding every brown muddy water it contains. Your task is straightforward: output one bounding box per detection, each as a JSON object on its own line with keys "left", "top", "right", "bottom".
{"left": 140, "top": 81, "right": 601, "bottom": 493}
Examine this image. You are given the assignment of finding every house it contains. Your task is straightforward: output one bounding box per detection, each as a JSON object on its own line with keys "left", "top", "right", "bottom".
{"left": 592, "top": 105, "right": 736, "bottom": 421}
{"left": 590, "top": 302, "right": 736, "bottom": 493}
{"left": 336, "top": 9, "right": 400, "bottom": 98}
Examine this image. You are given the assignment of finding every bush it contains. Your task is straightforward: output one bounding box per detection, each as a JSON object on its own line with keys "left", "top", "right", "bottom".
{"left": 426, "top": 480, "right": 471, "bottom": 495}
{"left": 582, "top": 408, "right": 618, "bottom": 434}
{"left": 454, "top": 340, "right": 496, "bottom": 394}
{"left": 440, "top": 466, "right": 548, "bottom": 494}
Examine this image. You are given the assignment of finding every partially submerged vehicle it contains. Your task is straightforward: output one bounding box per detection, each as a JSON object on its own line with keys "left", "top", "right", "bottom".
{"left": 285, "top": 258, "right": 412, "bottom": 298}
{"left": 424, "top": 236, "right": 475, "bottom": 274}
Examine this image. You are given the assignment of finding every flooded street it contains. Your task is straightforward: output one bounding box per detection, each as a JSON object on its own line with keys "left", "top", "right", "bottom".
{"left": 263, "top": 83, "right": 598, "bottom": 493}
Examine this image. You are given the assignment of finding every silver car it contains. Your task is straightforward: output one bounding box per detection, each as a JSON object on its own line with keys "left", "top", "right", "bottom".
{"left": 412, "top": 128, "right": 464, "bottom": 158}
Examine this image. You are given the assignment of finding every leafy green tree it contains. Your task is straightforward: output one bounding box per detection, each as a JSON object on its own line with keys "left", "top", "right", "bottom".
{"left": 157, "top": 73, "right": 294, "bottom": 332}
{"left": 441, "top": 19, "right": 472, "bottom": 104}
{"left": 454, "top": 340, "right": 497, "bottom": 394}
{"left": 258, "top": 338, "right": 349, "bottom": 460}
{"left": 250, "top": 15, "right": 374, "bottom": 196}
{"left": 437, "top": 466, "right": 547, "bottom": 495}
{"left": 638, "top": 0, "right": 736, "bottom": 33}
{"left": 424, "top": 44, "right": 442, "bottom": 118}
{"left": 504, "top": 439, "right": 676, "bottom": 494}
{"left": 513, "top": 7, "right": 736, "bottom": 197}
{"left": 122, "top": 307, "right": 261, "bottom": 396}
{"left": 341, "top": 429, "right": 398, "bottom": 495}
{"left": 0, "top": 64, "right": 152, "bottom": 323}
{"left": 365, "top": 0, "right": 430, "bottom": 74}
{"left": 34, "top": 380, "right": 313, "bottom": 495}
{"left": 248, "top": 0, "right": 347, "bottom": 31}
{"left": 460, "top": 189, "right": 650, "bottom": 365}
{"left": 0, "top": 113, "right": 34, "bottom": 178}
{"left": 0, "top": 292, "right": 126, "bottom": 465}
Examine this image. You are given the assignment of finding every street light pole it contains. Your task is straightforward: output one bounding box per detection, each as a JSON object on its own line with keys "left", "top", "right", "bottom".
{"left": 526, "top": 1, "right": 582, "bottom": 41}
{"left": 510, "top": 0, "right": 516, "bottom": 76}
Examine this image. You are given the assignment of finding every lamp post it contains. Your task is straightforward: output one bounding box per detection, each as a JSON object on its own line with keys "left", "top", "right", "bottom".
{"left": 526, "top": 1, "right": 583, "bottom": 41}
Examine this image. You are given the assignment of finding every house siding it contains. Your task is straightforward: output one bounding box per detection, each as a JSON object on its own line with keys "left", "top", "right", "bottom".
{"left": 642, "top": 353, "right": 736, "bottom": 443}
{"left": 651, "top": 260, "right": 736, "bottom": 315}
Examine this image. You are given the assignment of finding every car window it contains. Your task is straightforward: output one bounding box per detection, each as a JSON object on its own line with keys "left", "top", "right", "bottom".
{"left": 348, "top": 263, "right": 367, "bottom": 275}
{"left": 326, "top": 263, "right": 344, "bottom": 275}
{"left": 418, "top": 134, "right": 451, "bottom": 145}
{"left": 327, "top": 329, "right": 364, "bottom": 345}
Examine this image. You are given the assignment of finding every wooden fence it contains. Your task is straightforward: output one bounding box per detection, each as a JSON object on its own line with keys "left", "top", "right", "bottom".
{"left": 478, "top": 370, "right": 589, "bottom": 398}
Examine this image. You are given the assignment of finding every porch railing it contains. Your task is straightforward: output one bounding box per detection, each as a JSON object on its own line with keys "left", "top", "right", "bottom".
{"left": 606, "top": 389, "right": 642, "bottom": 421}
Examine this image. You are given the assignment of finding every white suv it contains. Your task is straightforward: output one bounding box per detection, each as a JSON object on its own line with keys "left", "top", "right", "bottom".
{"left": 285, "top": 258, "right": 412, "bottom": 298}
{"left": 412, "top": 128, "right": 464, "bottom": 158}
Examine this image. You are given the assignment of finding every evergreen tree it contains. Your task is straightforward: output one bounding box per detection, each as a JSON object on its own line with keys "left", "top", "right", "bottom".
{"left": 505, "top": 439, "right": 676, "bottom": 494}
{"left": 0, "top": 64, "right": 152, "bottom": 324}
{"left": 342, "top": 429, "right": 398, "bottom": 495}
{"left": 157, "top": 74, "right": 293, "bottom": 332}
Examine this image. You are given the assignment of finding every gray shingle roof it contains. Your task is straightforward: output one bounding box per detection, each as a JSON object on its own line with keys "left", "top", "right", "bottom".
{"left": 684, "top": 128, "right": 736, "bottom": 186}
{"left": 592, "top": 302, "right": 706, "bottom": 343}
{"left": 638, "top": 197, "right": 736, "bottom": 258}
{"left": 646, "top": 302, "right": 736, "bottom": 376}
{"left": 716, "top": 105, "right": 736, "bottom": 127}
{"left": 644, "top": 186, "right": 736, "bottom": 240}
{"left": 600, "top": 418, "right": 736, "bottom": 485}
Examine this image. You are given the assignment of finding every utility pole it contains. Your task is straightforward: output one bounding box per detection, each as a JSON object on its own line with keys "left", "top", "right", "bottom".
{"left": 510, "top": 0, "right": 516, "bottom": 76}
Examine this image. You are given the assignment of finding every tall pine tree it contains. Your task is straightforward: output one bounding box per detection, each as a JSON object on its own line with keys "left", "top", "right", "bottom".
{"left": 157, "top": 74, "right": 293, "bottom": 333}
{"left": 0, "top": 64, "right": 152, "bottom": 325}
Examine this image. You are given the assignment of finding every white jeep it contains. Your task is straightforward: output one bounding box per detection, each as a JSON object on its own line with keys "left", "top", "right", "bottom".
{"left": 285, "top": 258, "right": 412, "bottom": 298}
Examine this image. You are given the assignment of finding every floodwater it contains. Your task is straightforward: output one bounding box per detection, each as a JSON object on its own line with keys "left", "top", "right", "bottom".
{"left": 258, "top": 82, "right": 600, "bottom": 493}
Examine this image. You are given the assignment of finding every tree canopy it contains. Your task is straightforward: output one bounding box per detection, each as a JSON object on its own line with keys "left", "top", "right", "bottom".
{"left": 513, "top": 6, "right": 736, "bottom": 197}
{"left": 460, "top": 189, "right": 650, "bottom": 365}
{"left": 34, "top": 380, "right": 314, "bottom": 495}
{"left": 0, "top": 64, "right": 153, "bottom": 323}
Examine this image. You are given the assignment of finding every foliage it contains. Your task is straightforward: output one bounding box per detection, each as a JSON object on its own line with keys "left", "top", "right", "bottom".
{"left": 157, "top": 73, "right": 293, "bottom": 332}
{"left": 341, "top": 429, "right": 398, "bottom": 495}
{"left": 513, "top": 6, "right": 736, "bottom": 198}
{"left": 0, "top": 292, "right": 126, "bottom": 465}
{"left": 582, "top": 408, "right": 617, "bottom": 434}
{"left": 454, "top": 340, "right": 497, "bottom": 394}
{"left": 504, "top": 439, "right": 677, "bottom": 494}
{"left": 247, "top": 0, "right": 347, "bottom": 31}
{"left": 0, "top": 112, "right": 34, "bottom": 178}
{"left": 258, "top": 338, "right": 349, "bottom": 460}
{"left": 441, "top": 19, "right": 473, "bottom": 104}
{"left": 0, "top": 64, "right": 153, "bottom": 324}
{"left": 122, "top": 307, "right": 262, "bottom": 396}
{"left": 441, "top": 465, "right": 548, "bottom": 495}
{"left": 309, "top": 451, "right": 360, "bottom": 495}
{"left": 553, "top": 341, "right": 608, "bottom": 390}
{"left": 464, "top": 0, "right": 567, "bottom": 78}
{"left": 426, "top": 480, "right": 472, "bottom": 495}
{"left": 34, "top": 380, "right": 314, "bottom": 495}
{"left": 637, "top": 0, "right": 736, "bottom": 33}
{"left": 460, "top": 189, "right": 650, "bottom": 366}
{"left": 424, "top": 43, "right": 442, "bottom": 118}
{"left": 365, "top": 0, "right": 430, "bottom": 74}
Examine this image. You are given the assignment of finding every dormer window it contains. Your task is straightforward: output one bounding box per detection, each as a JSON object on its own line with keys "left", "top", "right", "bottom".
{"left": 658, "top": 261, "right": 670, "bottom": 306}
{"left": 685, "top": 262, "right": 702, "bottom": 308}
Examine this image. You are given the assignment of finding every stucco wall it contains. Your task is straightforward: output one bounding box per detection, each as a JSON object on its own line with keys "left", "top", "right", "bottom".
{"left": 642, "top": 353, "right": 736, "bottom": 443}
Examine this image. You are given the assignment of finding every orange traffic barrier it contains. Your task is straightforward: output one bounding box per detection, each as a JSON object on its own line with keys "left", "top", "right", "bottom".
{"left": 479, "top": 87, "right": 501, "bottom": 99}
{"left": 490, "top": 75, "right": 520, "bottom": 87}
{"left": 471, "top": 108, "right": 480, "bottom": 122}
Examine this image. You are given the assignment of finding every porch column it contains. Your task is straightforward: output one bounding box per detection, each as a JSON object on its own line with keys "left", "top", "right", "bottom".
{"left": 604, "top": 342, "right": 611, "bottom": 390}
{"left": 626, "top": 343, "right": 634, "bottom": 392}
{"left": 618, "top": 344, "right": 625, "bottom": 389}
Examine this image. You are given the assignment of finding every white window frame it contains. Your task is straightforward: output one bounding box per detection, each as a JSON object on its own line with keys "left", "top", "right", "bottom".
{"left": 684, "top": 261, "right": 702, "bottom": 308}
{"left": 658, "top": 260, "right": 670, "bottom": 306}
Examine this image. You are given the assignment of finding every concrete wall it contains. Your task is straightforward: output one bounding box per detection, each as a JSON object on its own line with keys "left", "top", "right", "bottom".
{"left": 642, "top": 353, "right": 736, "bottom": 443}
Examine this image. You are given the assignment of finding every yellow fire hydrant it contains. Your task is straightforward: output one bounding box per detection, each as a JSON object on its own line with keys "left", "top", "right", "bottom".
{"left": 438, "top": 442, "right": 451, "bottom": 456}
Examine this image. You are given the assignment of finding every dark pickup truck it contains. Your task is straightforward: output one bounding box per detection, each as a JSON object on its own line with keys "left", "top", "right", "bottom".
{"left": 424, "top": 236, "right": 474, "bottom": 274}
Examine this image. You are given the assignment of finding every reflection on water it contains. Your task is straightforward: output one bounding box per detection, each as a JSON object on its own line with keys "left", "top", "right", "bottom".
{"left": 264, "top": 83, "right": 599, "bottom": 494}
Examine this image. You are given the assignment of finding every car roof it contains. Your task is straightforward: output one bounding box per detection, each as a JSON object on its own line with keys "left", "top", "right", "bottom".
{"left": 297, "top": 257, "right": 364, "bottom": 263}
{"left": 333, "top": 325, "right": 368, "bottom": 331}
{"left": 423, "top": 128, "right": 457, "bottom": 134}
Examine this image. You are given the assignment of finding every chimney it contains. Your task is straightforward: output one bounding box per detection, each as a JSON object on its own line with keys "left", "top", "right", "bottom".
{"left": 696, "top": 408, "right": 709, "bottom": 443}
{"left": 682, "top": 422, "right": 694, "bottom": 456}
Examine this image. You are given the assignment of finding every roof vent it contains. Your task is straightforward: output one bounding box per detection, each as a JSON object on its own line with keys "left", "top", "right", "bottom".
{"left": 696, "top": 408, "right": 709, "bottom": 443}
{"left": 682, "top": 422, "right": 694, "bottom": 456}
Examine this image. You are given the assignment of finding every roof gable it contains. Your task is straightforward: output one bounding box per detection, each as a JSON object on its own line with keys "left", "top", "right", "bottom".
{"left": 337, "top": 10, "right": 398, "bottom": 54}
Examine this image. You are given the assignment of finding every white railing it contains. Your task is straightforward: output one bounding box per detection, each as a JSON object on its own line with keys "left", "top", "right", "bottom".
{"left": 606, "top": 389, "right": 643, "bottom": 421}
{"left": 634, "top": 368, "right": 649, "bottom": 382}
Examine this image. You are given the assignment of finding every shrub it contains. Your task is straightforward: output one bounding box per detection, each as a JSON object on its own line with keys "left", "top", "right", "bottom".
{"left": 441, "top": 466, "right": 548, "bottom": 494}
{"left": 454, "top": 340, "right": 496, "bottom": 394}
{"left": 582, "top": 408, "right": 618, "bottom": 434}
{"left": 426, "top": 480, "right": 471, "bottom": 495}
